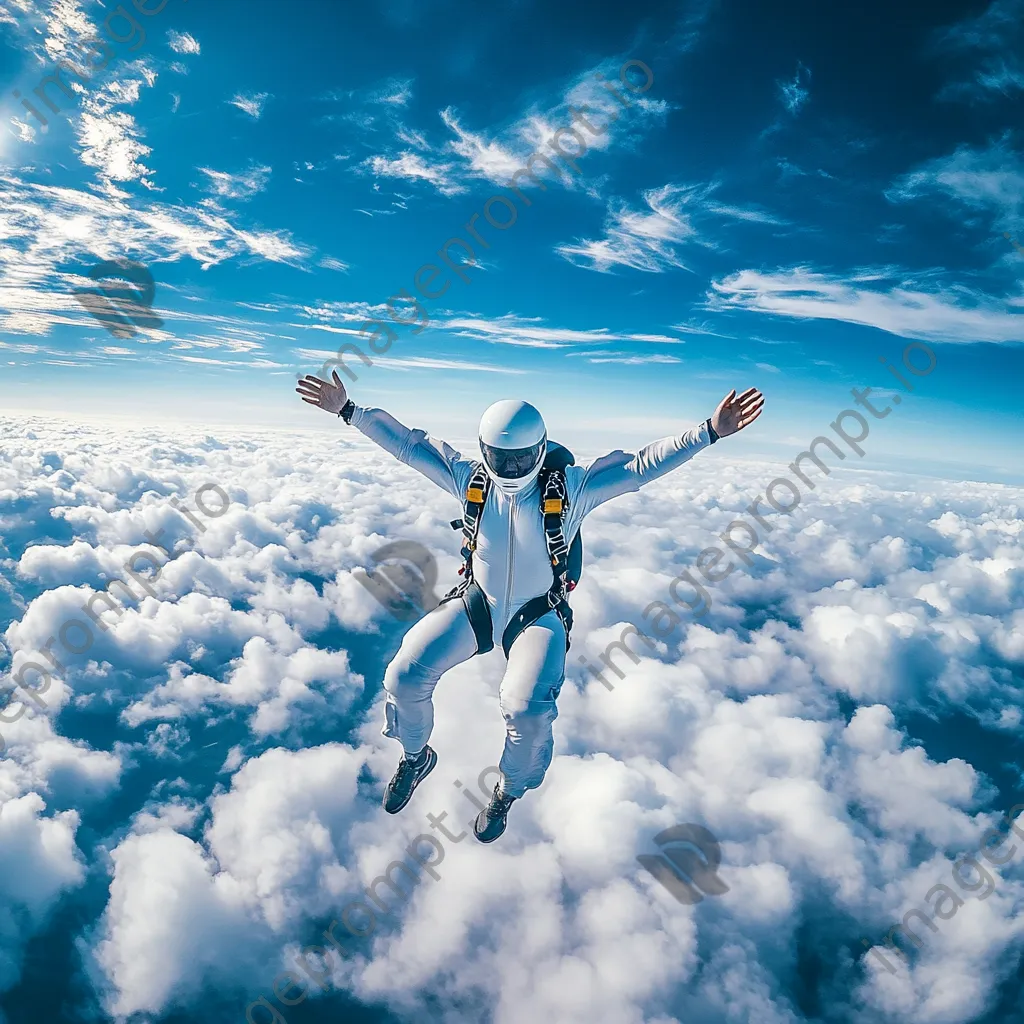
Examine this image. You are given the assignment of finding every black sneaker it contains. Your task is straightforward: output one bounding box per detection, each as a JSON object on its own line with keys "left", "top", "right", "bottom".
{"left": 473, "top": 785, "right": 517, "bottom": 843}
{"left": 382, "top": 746, "right": 437, "bottom": 814}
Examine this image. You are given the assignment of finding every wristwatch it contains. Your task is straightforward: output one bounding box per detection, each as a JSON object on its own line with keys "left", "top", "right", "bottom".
{"left": 705, "top": 417, "right": 719, "bottom": 443}
{"left": 338, "top": 399, "right": 355, "bottom": 424}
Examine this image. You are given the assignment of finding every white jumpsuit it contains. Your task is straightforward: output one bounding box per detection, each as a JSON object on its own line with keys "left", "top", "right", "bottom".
{"left": 348, "top": 405, "right": 714, "bottom": 798}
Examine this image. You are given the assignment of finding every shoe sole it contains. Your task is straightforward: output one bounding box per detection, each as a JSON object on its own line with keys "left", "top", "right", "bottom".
{"left": 383, "top": 748, "right": 437, "bottom": 814}
{"left": 473, "top": 810, "right": 508, "bottom": 843}
{"left": 473, "top": 827, "right": 505, "bottom": 844}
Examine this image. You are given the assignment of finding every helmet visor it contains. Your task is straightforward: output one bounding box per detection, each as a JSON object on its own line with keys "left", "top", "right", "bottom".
{"left": 480, "top": 440, "right": 545, "bottom": 480}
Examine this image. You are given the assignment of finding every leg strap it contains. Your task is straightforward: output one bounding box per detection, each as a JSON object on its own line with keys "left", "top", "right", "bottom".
{"left": 501, "top": 594, "right": 572, "bottom": 658}
{"left": 462, "top": 580, "right": 494, "bottom": 655}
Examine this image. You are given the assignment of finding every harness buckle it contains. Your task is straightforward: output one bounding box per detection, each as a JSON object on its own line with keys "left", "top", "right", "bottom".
{"left": 543, "top": 498, "right": 563, "bottom": 514}
{"left": 466, "top": 487, "right": 485, "bottom": 503}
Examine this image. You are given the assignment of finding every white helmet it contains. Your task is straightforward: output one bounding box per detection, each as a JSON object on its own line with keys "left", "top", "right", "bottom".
{"left": 478, "top": 400, "right": 547, "bottom": 494}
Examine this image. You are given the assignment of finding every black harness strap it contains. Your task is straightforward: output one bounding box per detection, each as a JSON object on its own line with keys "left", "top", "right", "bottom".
{"left": 500, "top": 591, "right": 573, "bottom": 658}
{"left": 462, "top": 579, "right": 494, "bottom": 654}
{"left": 439, "top": 464, "right": 494, "bottom": 654}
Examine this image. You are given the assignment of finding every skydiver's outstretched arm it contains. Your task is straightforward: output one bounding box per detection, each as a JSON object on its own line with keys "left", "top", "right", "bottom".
{"left": 296, "top": 372, "right": 469, "bottom": 500}
{"left": 571, "top": 388, "right": 765, "bottom": 520}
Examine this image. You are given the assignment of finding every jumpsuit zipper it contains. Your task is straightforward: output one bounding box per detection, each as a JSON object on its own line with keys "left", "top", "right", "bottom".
{"left": 503, "top": 492, "right": 515, "bottom": 630}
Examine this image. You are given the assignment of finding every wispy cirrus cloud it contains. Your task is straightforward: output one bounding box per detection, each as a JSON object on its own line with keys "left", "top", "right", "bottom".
{"left": 0, "top": 174, "right": 312, "bottom": 337}
{"left": 760, "top": 61, "right": 812, "bottom": 139}
{"left": 672, "top": 320, "right": 734, "bottom": 339}
{"left": 228, "top": 92, "right": 271, "bottom": 119}
{"left": 77, "top": 104, "right": 154, "bottom": 189}
{"left": 370, "top": 78, "right": 413, "bottom": 106}
{"left": 167, "top": 30, "right": 200, "bottom": 55}
{"left": 438, "top": 107, "right": 526, "bottom": 183}
{"left": 199, "top": 164, "right": 273, "bottom": 202}
{"left": 708, "top": 266, "right": 1024, "bottom": 344}
{"left": 374, "top": 354, "right": 526, "bottom": 374}
{"left": 321, "top": 77, "right": 414, "bottom": 108}
{"left": 946, "top": 60, "right": 1024, "bottom": 98}
{"left": 172, "top": 353, "right": 288, "bottom": 368}
{"left": 585, "top": 353, "right": 682, "bottom": 364}
{"left": 779, "top": 61, "right": 812, "bottom": 114}
{"left": 318, "top": 256, "right": 350, "bottom": 273}
{"left": 395, "top": 125, "right": 429, "bottom": 150}
{"left": 886, "top": 136, "right": 1024, "bottom": 236}
{"left": 933, "top": 0, "right": 1024, "bottom": 101}
{"left": 704, "top": 202, "right": 787, "bottom": 225}
{"left": 363, "top": 57, "right": 668, "bottom": 198}
{"left": 556, "top": 184, "right": 703, "bottom": 273}
{"left": 293, "top": 348, "right": 524, "bottom": 375}
{"left": 556, "top": 181, "right": 788, "bottom": 274}
{"left": 291, "top": 304, "right": 687, "bottom": 353}
{"left": 3, "top": 0, "right": 144, "bottom": 162}
{"left": 364, "top": 152, "right": 467, "bottom": 196}
{"left": 440, "top": 313, "right": 685, "bottom": 349}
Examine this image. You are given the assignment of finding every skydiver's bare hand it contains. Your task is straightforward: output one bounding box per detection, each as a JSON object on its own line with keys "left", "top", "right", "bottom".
{"left": 296, "top": 371, "right": 349, "bottom": 415}
{"left": 712, "top": 387, "right": 764, "bottom": 437}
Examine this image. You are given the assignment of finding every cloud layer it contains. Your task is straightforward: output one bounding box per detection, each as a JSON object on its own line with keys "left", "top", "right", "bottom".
{"left": 0, "top": 413, "right": 1022, "bottom": 1022}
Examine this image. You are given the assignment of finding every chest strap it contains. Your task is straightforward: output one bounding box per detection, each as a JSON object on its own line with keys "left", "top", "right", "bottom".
{"left": 438, "top": 463, "right": 494, "bottom": 654}
{"left": 540, "top": 464, "right": 571, "bottom": 578}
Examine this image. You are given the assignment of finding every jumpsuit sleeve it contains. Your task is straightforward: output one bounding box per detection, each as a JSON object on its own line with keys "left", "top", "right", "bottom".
{"left": 569, "top": 421, "right": 715, "bottom": 523}
{"left": 347, "top": 405, "right": 471, "bottom": 500}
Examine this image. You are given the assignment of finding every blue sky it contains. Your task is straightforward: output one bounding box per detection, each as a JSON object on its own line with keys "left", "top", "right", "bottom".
{"left": 1, "top": 0, "right": 1023, "bottom": 480}
{"left": 3, "top": 5, "right": 1024, "bottom": 1024}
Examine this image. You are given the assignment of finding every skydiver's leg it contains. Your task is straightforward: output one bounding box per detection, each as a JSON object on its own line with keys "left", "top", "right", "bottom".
{"left": 495, "top": 609, "right": 567, "bottom": 798}
{"left": 382, "top": 597, "right": 478, "bottom": 756}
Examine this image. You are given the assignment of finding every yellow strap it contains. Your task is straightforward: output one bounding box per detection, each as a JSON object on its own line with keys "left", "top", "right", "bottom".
{"left": 467, "top": 487, "right": 485, "bottom": 503}
{"left": 543, "top": 498, "right": 563, "bottom": 514}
